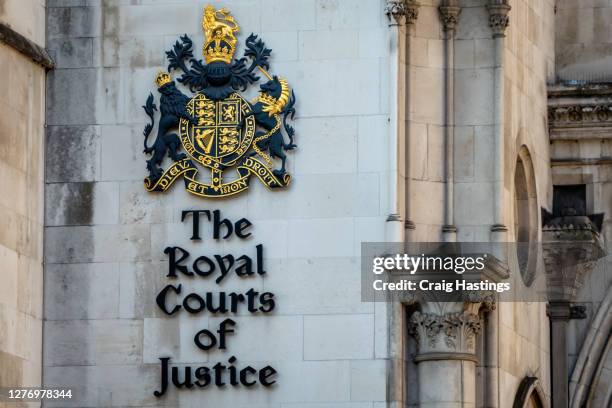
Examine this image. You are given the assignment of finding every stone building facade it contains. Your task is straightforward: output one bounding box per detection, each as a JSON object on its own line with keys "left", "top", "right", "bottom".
{"left": 0, "top": 0, "right": 51, "bottom": 401}
{"left": 0, "top": 0, "right": 609, "bottom": 407}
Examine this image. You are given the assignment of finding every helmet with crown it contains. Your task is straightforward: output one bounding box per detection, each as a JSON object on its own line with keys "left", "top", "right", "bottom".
{"left": 202, "top": 5, "right": 239, "bottom": 65}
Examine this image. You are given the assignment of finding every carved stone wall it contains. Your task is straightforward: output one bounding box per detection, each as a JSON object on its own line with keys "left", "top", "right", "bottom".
{"left": 548, "top": 84, "right": 612, "bottom": 407}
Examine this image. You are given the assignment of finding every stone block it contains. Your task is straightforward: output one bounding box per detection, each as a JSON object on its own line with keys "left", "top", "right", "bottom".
{"left": 0, "top": 208, "right": 28, "bottom": 258}
{"left": 272, "top": 60, "right": 380, "bottom": 117}
{"left": 427, "top": 124, "right": 444, "bottom": 181}
{"left": 453, "top": 182, "right": 494, "bottom": 225}
{"left": 294, "top": 116, "right": 358, "bottom": 175}
{"left": 124, "top": 67, "right": 159, "bottom": 124}
{"left": 175, "top": 360, "right": 350, "bottom": 406}
{"left": 455, "top": 6, "right": 491, "bottom": 40}
{"left": 299, "top": 30, "right": 359, "bottom": 60}
{"left": 0, "top": 245, "right": 18, "bottom": 310}
{"left": 0, "top": 161, "right": 27, "bottom": 219}
{"left": 473, "top": 125, "right": 494, "bottom": 182}
{"left": 100, "top": 125, "right": 148, "bottom": 182}
{"left": 46, "top": 68, "right": 97, "bottom": 126}
{"left": 455, "top": 39, "right": 475, "bottom": 69}
{"left": 282, "top": 174, "right": 378, "bottom": 219}
{"left": 47, "top": 6, "right": 101, "bottom": 39}
{"left": 316, "top": 0, "right": 383, "bottom": 30}
{"left": 44, "top": 263, "right": 120, "bottom": 320}
{"left": 119, "top": 181, "right": 173, "bottom": 224}
{"left": 44, "top": 224, "right": 150, "bottom": 264}
{"left": 418, "top": 361, "right": 463, "bottom": 403}
{"left": 95, "top": 35, "right": 165, "bottom": 68}
{"left": 45, "top": 182, "right": 119, "bottom": 226}
{"left": 453, "top": 126, "right": 475, "bottom": 181}
{"left": 47, "top": 38, "right": 94, "bottom": 69}
{"left": 415, "top": 5, "right": 442, "bottom": 39}
{"left": 354, "top": 217, "right": 386, "bottom": 255}
{"left": 117, "top": 4, "right": 199, "bottom": 36}
{"left": 0, "top": 101, "right": 27, "bottom": 172}
{"left": 43, "top": 364, "right": 178, "bottom": 407}
{"left": 95, "top": 67, "right": 124, "bottom": 125}
{"left": 410, "top": 180, "right": 444, "bottom": 225}
{"left": 350, "top": 359, "right": 386, "bottom": 401}
{"left": 263, "top": 257, "right": 371, "bottom": 315}
{"left": 409, "top": 123, "right": 428, "bottom": 180}
{"left": 262, "top": 0, "right": 316, "bottom": 32}
{"left": 374, "top": 302, "right": 388, "bottom": 359}
{"left": 473, "top": 39, "right": 494, "bottom": 68}
{"left": 412, "top": 67, "right": 444, "bottom": 125}
{"left": 427, "top": 39, "right": 445, "bottom": 69}
{"left": 142, "top": 317, "right": 180, "bottom": 364}
{"left": 454, "top": 68, "right": 494, "bottom": 126}
{"left": 17, "top": 258, "right": 43, "bottom": 319}
{"left": 258, "top": 31, "right": 299, "bottom": 62}
{"left": 303, "top": 314, "right": 374, "bottom": 360}
{"left": 287, "top": 218, "right": 354, "bottom": 258}
{"left": 0, "top": 350, "right": 24, "bottom": 388}
{"left": 411, "top": 36, "right": 429, "bottom": 68}
{"left": 358, "top": 115, "right": 387, "bottom": 173}
{"left": 119, "top": 261, "right": 175, "bottom": 319}
{"left": 206, "top": 315, "right": 302, "bottom": 362}
{"left": 45, "top": 125, "right": 100, "bottom": 183}
{"left": 44, "top": 320, "right": 142, "bottom": 367}
{"left": 358, "top": 29, "right": 388, "bottom": 59}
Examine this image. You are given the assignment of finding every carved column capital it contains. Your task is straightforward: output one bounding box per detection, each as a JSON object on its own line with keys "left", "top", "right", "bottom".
{"left": 438, "top": 5, "right": 461, "bottom": 32}
{"left": 385, "top": 0, "right": 420, "bottom": 26}
{"left": 408, "top": 301, "right": 493, "bottom": 359}
{"left": 409, "top": 310, "right": 482, "bottom": 357}
{"left": 486, "top": 3, "right": 511, "bottom": 38}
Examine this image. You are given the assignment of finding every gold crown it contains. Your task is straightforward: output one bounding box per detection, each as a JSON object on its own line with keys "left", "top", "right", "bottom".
{"left": 155, "top": 71, "right": 172, "bottom": 87}
{"left": 202, "top": 5, "right": 239, "bottom": 64}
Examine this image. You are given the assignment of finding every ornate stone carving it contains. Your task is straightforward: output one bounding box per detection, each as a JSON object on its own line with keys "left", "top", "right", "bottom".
{"left": 408, "top": 304, "right": 488, "bottom": 356}
{"left": 385, "top": 0, "right": 419, "bottom": 25}
{"left": 405, "top": 1, "right": 420, "bottom": 25}
{"left": 548, "top": 104, "right": 612, "bottom": 127}
{"left": 486, "top": 3, "right": 511, "bottom": 38}
{"left": 438, "top": 5, "right": 461, "bottom": 32}
{"left": 408, "top": 310, "right": 482, "bottom": 354}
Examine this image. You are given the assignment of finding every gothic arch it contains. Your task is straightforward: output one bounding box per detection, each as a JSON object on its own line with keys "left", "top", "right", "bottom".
{"left": 570, "top": 287, "right": 612, "bottom": 408}
{"left": 513, "top": 376, "right": 548, "bottom": 408}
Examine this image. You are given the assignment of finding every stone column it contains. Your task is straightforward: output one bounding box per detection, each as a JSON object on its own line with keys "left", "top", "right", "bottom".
{"left": 408, "top": 301, "right": 493, "bottom": 407}
{"left": 548, "top": 302, "right": 571, "bottom": 408}
{"left": 439, "top": 3, "right": 460, "bottom": 243}
{"left": 542, "top": 218, "right": 606, "bottom": 408}
{"left": 385, "top": 0, "right": 419, "bottom": 243}
{"left": 385, "top": 0, "right": 407, "bottom": 242}
{"left": 486, "top": 1, "right": 511, "bottom": 243}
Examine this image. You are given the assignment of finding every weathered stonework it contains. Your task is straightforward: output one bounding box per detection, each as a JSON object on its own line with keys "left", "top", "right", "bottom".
{"left": 0, "top": 0, "right": 47, "bottom": 394}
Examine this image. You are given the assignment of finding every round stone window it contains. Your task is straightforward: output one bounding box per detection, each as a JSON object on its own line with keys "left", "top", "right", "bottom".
{"left": 513, "top": 148, "right": 537, "bottom": 286}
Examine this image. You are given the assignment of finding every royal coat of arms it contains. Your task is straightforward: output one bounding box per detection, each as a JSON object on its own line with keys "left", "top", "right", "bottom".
{"left": 142, "top": 5, "right": 297, "bottom": 198}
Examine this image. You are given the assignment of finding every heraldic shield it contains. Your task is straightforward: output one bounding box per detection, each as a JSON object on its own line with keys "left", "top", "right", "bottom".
{"left": 141, "top": 5, "right": 297, "bottom": 198}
